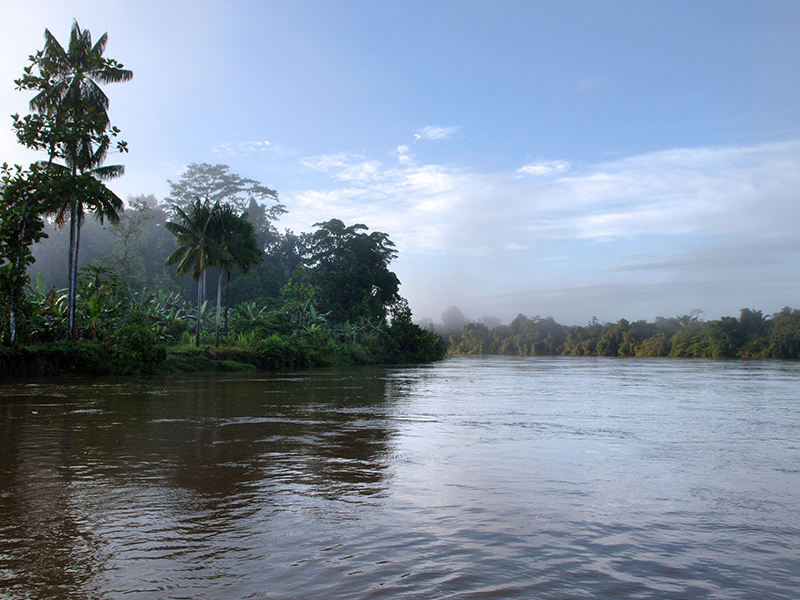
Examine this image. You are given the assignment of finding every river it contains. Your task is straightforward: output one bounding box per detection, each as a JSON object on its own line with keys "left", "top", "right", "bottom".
{"left": 1, "top": 356, "right": 798, "bottom": 599}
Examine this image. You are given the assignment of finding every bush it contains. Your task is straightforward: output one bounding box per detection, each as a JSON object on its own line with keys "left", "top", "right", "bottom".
{"left": 252, "top": 334, "right": 307, "bottom": 370}
{"left": 389, "top": 310, "right": 447, "bottom": 363}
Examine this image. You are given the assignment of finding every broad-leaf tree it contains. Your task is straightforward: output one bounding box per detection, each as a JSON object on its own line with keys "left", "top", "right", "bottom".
{"left": 0, "top": 164, "right": 50, "bottom": 344}
{"left": 167, "top": 163, "right": 285, "bottom": 220}
{"left": 306, "top": 219, "right": 401, "bottom": 323}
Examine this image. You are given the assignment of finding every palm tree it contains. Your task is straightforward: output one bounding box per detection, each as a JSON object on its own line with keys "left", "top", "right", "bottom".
{"left": 30, "top": 20, "right": 132, "bottom": 339}
{"left": 32, "top": 22, "right": 133, "bottom": 135}
{"left": 209, "top": 204, "right": 262, "bottom": 346}
{"left": 165, "top": 199, "right": 230, "bottom": 347}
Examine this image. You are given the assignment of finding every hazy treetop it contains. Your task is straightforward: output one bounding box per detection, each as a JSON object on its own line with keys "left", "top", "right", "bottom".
{"left": 167, "top": 163, "right": 280, "bottom": 213}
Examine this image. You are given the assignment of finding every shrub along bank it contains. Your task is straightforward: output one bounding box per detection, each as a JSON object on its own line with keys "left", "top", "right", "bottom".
{"left": 0, "top": 308, "right": 446, "bottom": 378}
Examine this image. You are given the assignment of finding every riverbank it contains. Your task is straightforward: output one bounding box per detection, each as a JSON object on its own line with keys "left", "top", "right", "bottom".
{"left": 0, "top": 327, "right": 448, "bottom": 378}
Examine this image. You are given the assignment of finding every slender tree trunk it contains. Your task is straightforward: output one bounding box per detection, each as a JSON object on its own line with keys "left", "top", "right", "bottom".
{"left": 67, "top": 200, "right": 79, "bottom": 340}
{"left": 196, "top": 276, "right": 202, "bottom": 347}
{"left": 72, "top": 213, "right": 82, "bottom": 339}
{"left": 215, "top": 271, "right": 222, "bottom": 347}
{"left": 8, "top": 209, "right": 27, "bottom": 345}
{"left": 9, "top": 287, "right": 17, "bottom": 345}
{"left": 224, "top": 270, "right": 231, "bottom": 342}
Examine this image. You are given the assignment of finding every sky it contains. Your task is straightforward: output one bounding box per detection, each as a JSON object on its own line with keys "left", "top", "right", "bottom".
{"left": 2, "top": 0, "right": 800, "bottom": 325}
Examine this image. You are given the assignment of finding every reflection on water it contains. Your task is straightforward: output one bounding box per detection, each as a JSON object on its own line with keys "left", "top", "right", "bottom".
{"left": 1, "top": 369, "right": 397, "bottom": 598}
{"left": 1, "top": 358, "right": 799, "bottom": 599}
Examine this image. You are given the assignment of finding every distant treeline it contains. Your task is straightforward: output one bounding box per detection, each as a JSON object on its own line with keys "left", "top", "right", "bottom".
{"left": 447, "top": 308, "right": 800, "bottom": 359}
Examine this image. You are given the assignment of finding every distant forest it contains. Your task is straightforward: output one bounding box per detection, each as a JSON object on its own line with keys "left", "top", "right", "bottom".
{"left": 443, "top": 308, "right": 800, "bottom": 359}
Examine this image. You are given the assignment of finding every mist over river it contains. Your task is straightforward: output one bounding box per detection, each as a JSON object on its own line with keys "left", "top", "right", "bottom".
{"left": 1, "top": 356, "right": 799, "bottom": 599}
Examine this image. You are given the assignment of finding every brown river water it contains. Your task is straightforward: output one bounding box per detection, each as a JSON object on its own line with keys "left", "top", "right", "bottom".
{"left": 1, "top": 356, "right": 799, "bottom": 599}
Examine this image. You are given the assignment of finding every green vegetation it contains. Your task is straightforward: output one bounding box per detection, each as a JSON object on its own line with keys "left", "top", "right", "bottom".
{"left": 13, "top": 20, "right": 132, "bottom": 340}
{"left": 4, "top": 21, "right": 797, "bottom": 375}
{"left": 0, "top": 261, "right": 446, "bottom": 376}
{"left": 447, "top": 308, "right": 800, "bottom": 359}
{"left": 0, "top": 181, "right": 446, "bottom": 375}
{"left": 0, "top": 21, "right": 445, "bottom": 377}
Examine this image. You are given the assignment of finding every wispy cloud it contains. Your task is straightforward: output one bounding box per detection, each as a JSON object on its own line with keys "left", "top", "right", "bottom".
{"left": 300, "top": 153, "right": 386, "bottom": 183}
{"left": 281, "top": 139, "right": 800, "bottom": 322}
{"left": 336, "top": 160, "right": 383, "bottom": 183}
{"left": 517, "top": 160, "right": 571, "bottom": 176}
{"left": 286, "top": 140, "right": 800, "bottom": 255}
{"left": 603, "top": 240, "right": 800, "bottom": 274}
{"left": 300, "top": 152, "right": 353, "bottom": 171}
{"left": 211, "top": 140, "right": 275, "bottom": 157}
{"left": 414, "top": 125, "right": 462, "bottom": 141}
{"left": 397, "top": 145, "right": 413, "bottom": 165}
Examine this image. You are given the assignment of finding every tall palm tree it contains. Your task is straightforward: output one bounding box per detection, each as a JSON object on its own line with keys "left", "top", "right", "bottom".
{"left": 165, "top": 199, "right": 230, "bottom": 347}
{"left": 31, "top": 20, "right": 132, "bottom": 339}
{"left": 209, "top": 204, "right": 262, "bottom": 346}
{"left": 32, "top": 21, "right": 133, "bottom": 133}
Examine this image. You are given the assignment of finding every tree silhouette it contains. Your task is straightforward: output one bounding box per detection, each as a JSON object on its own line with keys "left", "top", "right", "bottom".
{"left": 209, "top": 204, "right": 261, "bottom": 346}
{"left": 165, "top": 199, "right": 229, "bottom": 347}
{"left": 14, "top": 20, "right": 132, "bottom": 339}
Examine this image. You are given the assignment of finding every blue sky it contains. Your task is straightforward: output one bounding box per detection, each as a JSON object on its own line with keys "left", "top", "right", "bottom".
{"left": 2, "top": 1, "right": 800, "bottom": 324}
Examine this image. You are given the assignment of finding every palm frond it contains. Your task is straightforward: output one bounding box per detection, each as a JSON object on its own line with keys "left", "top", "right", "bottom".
{"left": 165, "top": 246, "right": 189, "bottom": 268}
{"left": 52, "top": 201, "right": 71, "bottom": 228}
{"left": 91, "top": 32, "right": 108, "bottom": 57}
{"left": 93, "top": 65, "right": 133, "bottom": 85}
{"left": 163, "top": 221, "right": 188, "bottom": 237}
{"left": 80, "top": 80, "right": 111, "bottom": 112}
{"left": 41, "top": 28, "right": 67, "bottom": 66}
{"left": 87, "top": 188, "right": 122, "bottom": 225}
{"left": 92, "top": 164, "right": 124, "bottom": 181}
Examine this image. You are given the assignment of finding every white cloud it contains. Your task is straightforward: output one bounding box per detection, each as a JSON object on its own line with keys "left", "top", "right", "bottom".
{"left": 397, "top": 144, "right": 413, "bottom": 165}
{"left": 210, "top": 140, "right": 273, "bottom": 156}
{"left": 284, "top": 139, "right": 800, "bottom": 256}
{"left": 517, "top": 160, "right": 571, "bottom": 176}
{"left": 300, "top": 152, "right": 353, "bottom": 171}
{"left": 336, "top": 160, "right": 383, "bottom": 182}
{"left": 548, "top": 141, "right": 800, "bottom": 239}
{"left": 414, "top": 125, "right": 462, "bottom": 141}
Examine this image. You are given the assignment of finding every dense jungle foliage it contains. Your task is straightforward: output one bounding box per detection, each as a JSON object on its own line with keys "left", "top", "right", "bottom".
{"left": 447, "top": 308, "right": 800, "bottom": 359}
{"left": 0, "top": 194, "right": 447, "bottom": 376}
{"left": 0, "top": 22, "right": 445, "bottom": 376}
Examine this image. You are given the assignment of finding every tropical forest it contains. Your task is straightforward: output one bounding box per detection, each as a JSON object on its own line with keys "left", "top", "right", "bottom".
{"left": 0, "top": 21, "right": 445, "bottom": 377}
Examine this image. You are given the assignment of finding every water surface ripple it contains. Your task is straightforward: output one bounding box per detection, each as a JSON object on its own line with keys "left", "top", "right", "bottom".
{"left": 1, "top": 356, "right": 798, "bottom": 598}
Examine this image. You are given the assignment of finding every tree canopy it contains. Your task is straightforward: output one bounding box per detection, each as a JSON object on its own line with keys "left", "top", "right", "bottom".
{"left": 167, "top": 163, "right": 285, "bottom": 218}
{"left": 305, "top": 219, "right": 401, "bottom": 324}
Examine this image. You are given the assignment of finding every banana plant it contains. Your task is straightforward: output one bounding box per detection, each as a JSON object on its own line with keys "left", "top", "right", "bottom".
{"left": 27, "top": 275, "right": 69, "bottom": 341}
